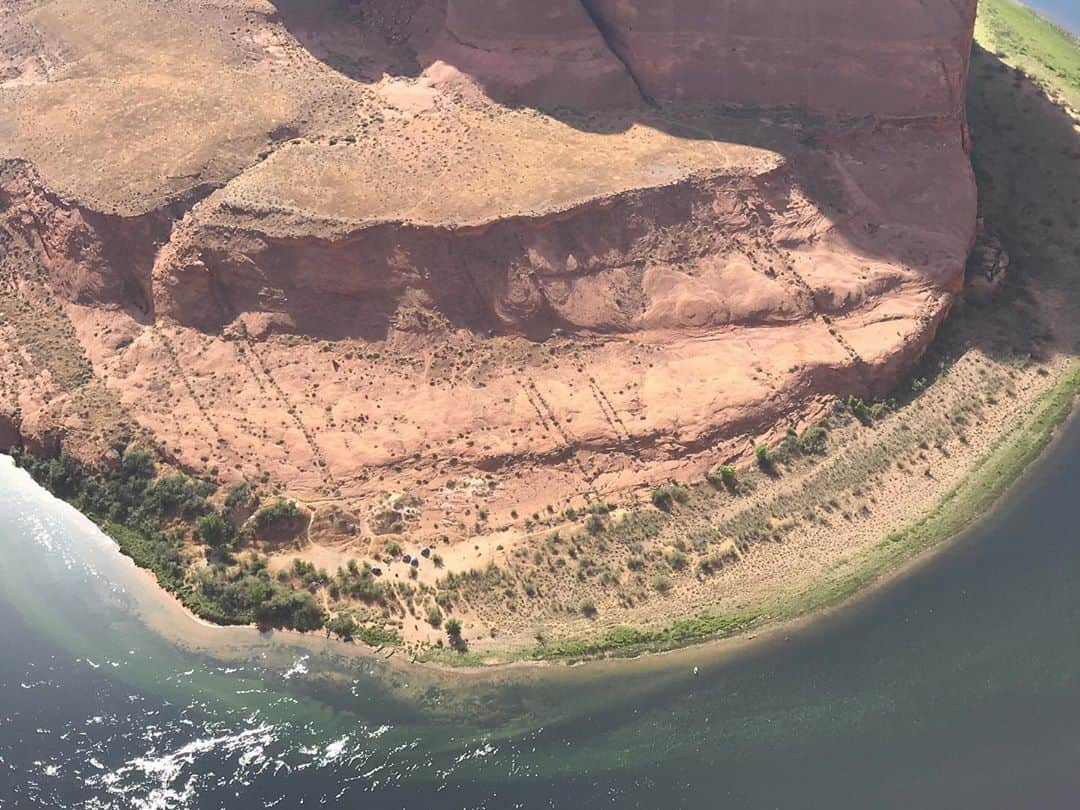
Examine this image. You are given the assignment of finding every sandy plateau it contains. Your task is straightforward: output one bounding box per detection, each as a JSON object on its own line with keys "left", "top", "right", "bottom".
{"left": 6, "top": 0, "right": 1058, "bottom": 662}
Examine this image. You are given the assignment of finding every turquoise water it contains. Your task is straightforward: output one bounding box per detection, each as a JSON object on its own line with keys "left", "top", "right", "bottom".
{"left": 3, "top": 409, "right": 1080, "bottom": 808}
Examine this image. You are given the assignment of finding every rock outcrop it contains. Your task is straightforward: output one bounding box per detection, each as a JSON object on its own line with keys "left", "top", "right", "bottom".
{"left": 0, "top": 0, "right": 978, "bottom": 542}
{"left": 436, "top": 0, "right": 642, "bottom": 108}
{"left": 581, "top": 0, "right": 978, "bottom": 115}
{"left": 436, "top": 0, "right": 978, "bottom": 116}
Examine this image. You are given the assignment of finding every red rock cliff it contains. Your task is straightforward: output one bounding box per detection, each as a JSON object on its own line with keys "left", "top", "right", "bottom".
{"left": 442, "top": 0, "right": 979, "bottom": 117}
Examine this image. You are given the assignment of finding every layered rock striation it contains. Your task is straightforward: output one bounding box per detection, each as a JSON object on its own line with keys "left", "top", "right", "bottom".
{"left": 440, "top": 0, "right": 978, "bottom": 116}
{"left": 0, "top": 0, "right": 978, "bottom": 543}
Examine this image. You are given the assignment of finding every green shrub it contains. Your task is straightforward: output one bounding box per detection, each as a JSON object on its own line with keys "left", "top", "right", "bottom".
{"left": 119, "top": 448, "right": 156, "bottom": 482}
{"left": 143, "top": 474, "right": 211, "bottom": 519}
{"left": 846, "top": 396, "right": 890, "bottom": 426}
{"left": 196, "top": 512, "right": 233, "bottom": 548}
{"left": 336, "top": 566, "right": 385, "bottom": 602}
{"left": 697, "top": 548, "right": 739, "bottom": 576}
{"left": 224, "top": 481, "right": 259, "bottom": 518}
{"left": 326, "top": 614, "right": 358, "bottom": 641}
{"left": 445, "top": 617, "right": 463, "bottom": 639}
{"left": 585, "top": 513, "right": 606, "bottom": 535}
{"left": 355, "top": 625, "right": 401, "bottom": 647}
{"left": 651, "top": 484, "right": 689, "bottom": 511}
{"left": 252, "top": 587, "right": 326, "bottom": 631}
{"left": 666, "top": 550, "right": 688, "bottom": 571}
{"left": 427, "top": 606, "right": 443, "bottom": 627}
{"left": 251, "top": 497, "right": 304, "bottom": 529}
{"left": 440, "top": 562, "right": 506, "bottom": 594}
{"left": 754, "top": 444, "right": 772, "bottom": 469}
{"left": 797, "top": 425, "right": 829, "bottom": 456}
{"left": 706, "top": 465, "right": 740, "bottom": 492}
{"left": 292, "top": 559, "right": 330, "bottom": 588}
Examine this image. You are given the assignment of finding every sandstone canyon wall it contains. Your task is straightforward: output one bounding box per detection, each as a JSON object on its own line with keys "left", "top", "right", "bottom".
{"left": 0, "top": 0, "right": 980, "bottom": 537}
{"left": 442, "top": 0, "right": 978, "bottom": 116}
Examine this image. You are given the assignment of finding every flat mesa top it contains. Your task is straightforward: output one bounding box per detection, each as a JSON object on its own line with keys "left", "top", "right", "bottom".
{"left": 209, "top": 109, "right": 787, "bottom": 233}
{"left": 0, "top": 0, "right": 784, "bottom": 223}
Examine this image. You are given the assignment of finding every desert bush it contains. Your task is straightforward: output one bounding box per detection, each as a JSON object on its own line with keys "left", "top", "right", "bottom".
{"left": 666, "top": 550, "right": 688, "bottom": 571}
{"left": 143, "top": 473, "right": 211, "bottom": 519}
{"left": 651, "top": 484, "right": 689, "bottom": 511}
{"left": 585, "top": 513, "right": 606, "bottom": 535}
{"left": 846, "top": 396, "right": 890, "bottom": 426}
{"left": 706, "top": 465, "right": 740, "bottom": 492}
{"left": 326, "top": 614, "right": 358, "bottom": 641}
{"left": 798, "top": 425, "right": 829, "bottom": 456}
{"left": 196, "top": 511, "right": 233, "bottom": 548}
{"left": 251, "top": 497, "right": 304, "bottom": 529}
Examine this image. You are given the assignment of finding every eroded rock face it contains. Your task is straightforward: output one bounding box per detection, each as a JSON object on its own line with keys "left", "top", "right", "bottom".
{"left": 0, "top": 0, "right": 978, "bottom": 546}
{"left": 438, "top": 0, "right": 641, "bottom": 108}
{"left": 440, "top": 0, "right": 978, "bottom": 116}
{"left": 582, "top": 0, "right": 978, "bottom": 115}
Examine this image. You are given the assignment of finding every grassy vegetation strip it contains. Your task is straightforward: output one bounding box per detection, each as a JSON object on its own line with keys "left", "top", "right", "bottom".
{"left": 977, "top": 0, "right": 1080, "bottom": 108}
{"left": 0, "top": 288, "right": 92, "bottom": 390}
{"left": 425, "top": 363, "right": 1080, "bottom": 667}
{"left": 772, "top": 362, "right": 1080, "bottom": 622}
{"left": 10, "top": 447, "right": 329, "bottom": 632}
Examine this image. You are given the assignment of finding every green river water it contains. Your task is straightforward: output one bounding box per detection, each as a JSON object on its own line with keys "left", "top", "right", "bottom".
{"left": 2, "top": 409, "right": 1080, "bottom": 808}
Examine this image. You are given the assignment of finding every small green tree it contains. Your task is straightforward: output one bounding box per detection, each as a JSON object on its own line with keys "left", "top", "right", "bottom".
{"left": 798, "top": 425, "right": 829, "bottom": 456}
{"left": 845, "top": 396, "right": 888, "bottom": 426}
{"left": 253, "top": 588, "right": 326, "bottom": 632}
{"left": 666, "top": 550, "right": 688, "bottom": 571}
{"left": 445, "top": 617, "right": 462, "bottom": 641}
{"left": 706, "top": 465, "right": 739, "bottom": 492}
{"left": 326, "top": 614, "right": 358, "bottom": 641}
{"left": 196, "top": 512, "right": 232, "bottom": 548}
{"left": 754, "top": 444, "right": 772, "bottom": 470}
{"left": 651, "top": 484, "right": 689, "bottom": 511}
{"left": 224, "top": 481, "right": 257, "bottom": 511}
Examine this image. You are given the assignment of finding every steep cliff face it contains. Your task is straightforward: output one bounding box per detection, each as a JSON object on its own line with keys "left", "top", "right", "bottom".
{"left": 0, "top": 0, "right": 979, "bottom": 553}
{"left": 583, "top": 0, "right": 978, "bottom": 115}
{"left": 437, "top": 0, "right": 642, "bottom": 107}
{"left": 439, "top": 0, "right": 979, "bottom": 116}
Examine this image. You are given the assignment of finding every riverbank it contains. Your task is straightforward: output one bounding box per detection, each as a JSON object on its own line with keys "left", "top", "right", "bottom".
{"left": 416, "top": 0, "right": 1080, "bottom": 666}
{"left": 979, "top": 0, "right": 1080, "bottom": 110}
{"left": 424, "top": 360, "right": 1080, "bottom": 667}
{"left": 5, "top": 0, "right": 1078, "bottom": 671}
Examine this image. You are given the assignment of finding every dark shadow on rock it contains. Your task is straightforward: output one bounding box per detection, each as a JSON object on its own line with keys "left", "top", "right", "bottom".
{"left": 895, "top": 43, "right": 1080, "bottom": 399}
{"left": 232, "top": 5, "right": 1076, "bottom": 367}
{"left": 267, "top": 0, "right": 426, "bottom": 83}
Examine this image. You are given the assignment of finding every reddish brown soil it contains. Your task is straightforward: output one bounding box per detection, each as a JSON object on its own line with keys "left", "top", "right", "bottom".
{"left": 0, "top": 0, "right": 981, "bottom": 648}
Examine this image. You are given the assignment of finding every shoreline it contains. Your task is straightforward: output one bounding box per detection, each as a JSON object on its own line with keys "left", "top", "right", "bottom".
{"left": 54, "top": 358, "right": 1076, "bottom": 676}
{"left": 1018, "top": 0, "right": 1079, "bottom": 41}
{"left": 421, "top": 362, "right": 1080, "bottom": 669}
{"left": 3, "top": 0, "right": 1077, "bottom": 678}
